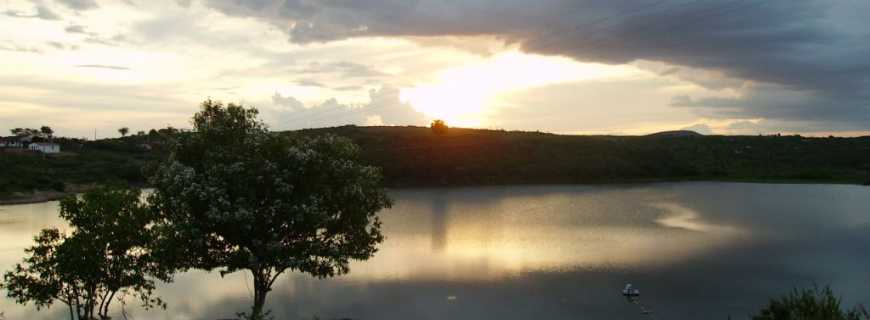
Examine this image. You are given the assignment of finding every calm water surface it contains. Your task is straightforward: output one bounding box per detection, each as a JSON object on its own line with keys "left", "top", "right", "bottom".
{"left": 1, "top": 182, "right": 869, "bottom": 319}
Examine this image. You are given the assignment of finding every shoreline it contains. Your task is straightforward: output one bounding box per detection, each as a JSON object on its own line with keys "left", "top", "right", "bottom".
{"left": 2, "top": 178, "right": 866, "bottom": 206}
{"left": 0, "top": 184, "right": 99, "bottom": 206}
{"left": 0, "top": 191, "right": 70, "bottom": 205}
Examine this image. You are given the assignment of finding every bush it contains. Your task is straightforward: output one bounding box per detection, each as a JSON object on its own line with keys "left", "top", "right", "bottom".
{"left": 430, "top": 119, "right": 448, "bottom": 135}
{"left": 753, "top": 286, "right": 869, "bottom": 320}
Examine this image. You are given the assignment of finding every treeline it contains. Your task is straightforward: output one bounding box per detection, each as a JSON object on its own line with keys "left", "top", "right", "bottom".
{"left": 3, "top": 125, "right": 870, "bottom": 199}
{"left": 297, "top": 126, "right": 870, "bottom": 186}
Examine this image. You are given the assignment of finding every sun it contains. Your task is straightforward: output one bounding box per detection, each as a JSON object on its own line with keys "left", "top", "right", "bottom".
{"left": 399, "top": 50, "right": 638, "bottom": 127}
{"left": 399, "top": 81, "right": 490, "bottom": 127}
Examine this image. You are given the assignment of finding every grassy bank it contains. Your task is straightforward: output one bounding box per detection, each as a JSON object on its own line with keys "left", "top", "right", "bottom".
{"left": 2, "top": 126, "right": 870, "bottom": 203}
{"left": 0, "top": 135, "right": 166, "bottom": 203}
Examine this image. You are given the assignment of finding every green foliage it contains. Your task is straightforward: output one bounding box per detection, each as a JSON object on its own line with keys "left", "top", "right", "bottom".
{"left": 0, "top": 134, "right": 173, "bottom": 200}
{"left": 40, "top": 126, "right": 54, "bottom": 138}
{"left": 297, "top": 127, "right": 870, "bottom": 186}
{"left": 1, "top": 187, "right": 169, "bottom": 320}
{"left": 753, "top": 286, "right": 869, "bottom": 320}
{"left": 4, "top": 126, "right": 870, "bottom": 200}
{"left": 10, "top": 127, "right": 47, "bottom": 138}
{"left": 148, "top": 100, "right": 391, "bottom": 319}
{"left": 430, "top": 119, "right": 448, "bottom": 135}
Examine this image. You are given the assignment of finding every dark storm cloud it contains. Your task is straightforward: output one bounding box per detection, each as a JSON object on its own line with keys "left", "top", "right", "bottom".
{"left": 673, "top": 83, "right": 870, "bottom": 125}
{"left": 201, "top": 0, "right": 870, "bottom": 129}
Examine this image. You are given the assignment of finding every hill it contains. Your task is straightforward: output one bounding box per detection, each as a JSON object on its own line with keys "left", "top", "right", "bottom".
{"left": 646, "top": 130, "right": 704, "bottom": 138}
{"left": 296, "top": 126, "right": 870, "bottom": 186}
{"left": 0, "top": 134, "right": 169, "bottom": 203}
{"left": 2, "top": 126, "right": 869, "bottom": 203}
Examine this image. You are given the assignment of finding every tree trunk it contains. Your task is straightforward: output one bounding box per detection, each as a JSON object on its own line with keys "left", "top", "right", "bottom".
{"left": 250, "top": 269, "right": 272, "bottom": 320}
{"left": 99, "top": 290, "right": 117, "bottom": 319}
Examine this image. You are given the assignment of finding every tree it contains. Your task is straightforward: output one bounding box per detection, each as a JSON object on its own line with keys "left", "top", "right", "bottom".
{"left": 118, "top": 127, "right": 129, "bottom": 137}
{"left": 40, "top": 126, "right": 54, "bottom": 139}
{"left": 431, "top": 119, "right": 448, "bottom": 135}
{"left": 148, "top": 100, "right": 391, "bottom": 319}
{"left": 753, "top": 286, "right": 869, "bottom": 320}
{"left": 10, "top": 128, "right": 40, "bottom": 138}
{"left": 1, "top": 187, "right": 169, "bottom": 320}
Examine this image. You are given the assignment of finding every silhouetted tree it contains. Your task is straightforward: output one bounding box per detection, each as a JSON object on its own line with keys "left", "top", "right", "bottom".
{"left": 156, "top": 126, "right": 179, "bottom": 136}
{"left": 148, "top": 100, "right": 391, "bottom": 320}
{"left": 10, "top": 128, "right": 41, "bottom": 138}
{"left": 753, "top": 286, "right": 869, "bottom": 320}
{"left": 431, "top": 119, "right": 448, "bottom": 135}
{"left": 118, "top": 127, "right": 129, "bottom": 137}
{"left": 40, "top": 126, "right": 54, "bottom": 139}
{"left": 1, "top": 187, "right": 169, "bottom": 320}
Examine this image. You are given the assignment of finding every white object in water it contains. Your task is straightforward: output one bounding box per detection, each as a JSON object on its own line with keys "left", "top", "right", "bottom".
{"left": 622, "top": 283, "right": 640, "bottom": 298}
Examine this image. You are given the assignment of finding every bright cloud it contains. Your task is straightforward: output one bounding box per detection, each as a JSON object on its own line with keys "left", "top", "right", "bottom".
{"left": 1, "top": 0, "right": 868, "bottom": 138}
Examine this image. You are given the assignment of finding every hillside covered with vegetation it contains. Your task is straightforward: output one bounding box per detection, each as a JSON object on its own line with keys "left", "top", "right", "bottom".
{"left": 0, "top": 132, "right": 170, "bottom": 202}
{"left": 299, "top": 126, "right": 870, "bottom": 186}
{"left": 3, "top": 125, "right": 870, "bottom": 202}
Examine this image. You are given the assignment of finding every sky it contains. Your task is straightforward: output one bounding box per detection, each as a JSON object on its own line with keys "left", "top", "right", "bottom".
{"left": 1, "top": 0, "right": 869, "bottom": 138}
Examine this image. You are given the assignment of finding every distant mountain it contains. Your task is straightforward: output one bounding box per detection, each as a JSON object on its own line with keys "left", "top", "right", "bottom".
{"left": 646, "top": 130, "right": 704, "bottom": 138}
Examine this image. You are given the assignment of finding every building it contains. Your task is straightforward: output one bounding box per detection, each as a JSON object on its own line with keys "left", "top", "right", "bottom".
{"left": 29, "top": 142, "right": 61, "bottom": 154}
{"left": 0, "top": 137, "right": 24, "bottom": 148}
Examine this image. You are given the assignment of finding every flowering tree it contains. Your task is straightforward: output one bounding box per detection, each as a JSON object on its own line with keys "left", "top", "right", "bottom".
{"left": 148, "top": 100, "right": 391, "bottom": 319}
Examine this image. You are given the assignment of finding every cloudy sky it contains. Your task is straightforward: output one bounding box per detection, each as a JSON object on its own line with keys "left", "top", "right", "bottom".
{"left": 2, "top": 0, "right": 869, "bottom": 138}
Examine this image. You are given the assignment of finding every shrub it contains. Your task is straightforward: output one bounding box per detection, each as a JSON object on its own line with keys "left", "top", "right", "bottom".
{"left": 753, "top": 286, "right": 869, "bottom": 320}
{"left": 430, "top": 119, "right": 448, "bottom": 135}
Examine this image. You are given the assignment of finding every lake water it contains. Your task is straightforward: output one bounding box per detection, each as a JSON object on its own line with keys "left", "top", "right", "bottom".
{"left": 1, "top": 182, "right": 869, "bottom": 320}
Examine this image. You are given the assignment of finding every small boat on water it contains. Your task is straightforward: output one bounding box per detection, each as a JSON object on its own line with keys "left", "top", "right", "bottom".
{"left": 622, "top": 283, "right": 640, "bottom": 299}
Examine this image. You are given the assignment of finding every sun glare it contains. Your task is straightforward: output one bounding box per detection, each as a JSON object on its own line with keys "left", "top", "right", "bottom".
{"left": 400, "top": 50, "right": 637, "bottom": 127}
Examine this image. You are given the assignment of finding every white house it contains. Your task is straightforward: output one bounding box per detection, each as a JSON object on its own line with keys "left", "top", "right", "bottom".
{"left": 29, "top": 142, "right": 61, "bottom": 154}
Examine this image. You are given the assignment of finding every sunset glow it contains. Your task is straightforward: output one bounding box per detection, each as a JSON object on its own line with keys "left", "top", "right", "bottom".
{"left": 400, "top": 51, "right": 638, "bottom": 126}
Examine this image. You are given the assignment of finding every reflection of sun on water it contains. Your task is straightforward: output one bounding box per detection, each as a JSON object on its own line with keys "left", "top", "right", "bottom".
{"left": 346, "top": 199, "right": 744, "bottom": 281}
{"left": 652, "top": 203, "right": 742, "bottom": 234}
{"left": 399, "top": 50, "right": 638, "bottom": 127}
